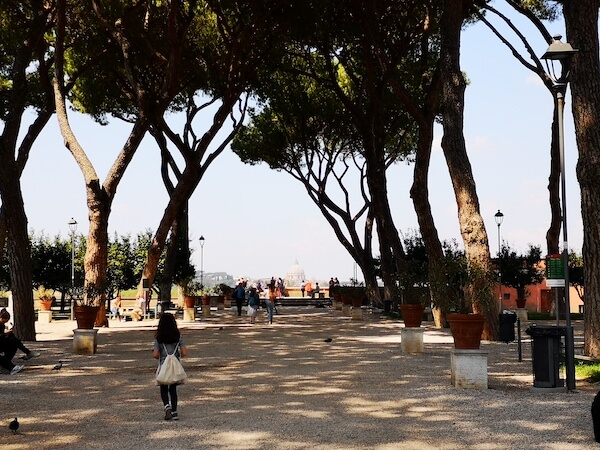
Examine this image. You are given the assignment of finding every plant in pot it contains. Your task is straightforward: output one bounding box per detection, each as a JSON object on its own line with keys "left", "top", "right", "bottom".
{"left": 337, "top": 285, "right": 366, "bottom": 308}
{"left": 181, "top": 278, "right": 201, "bottom": 308}
{"left": 73, "top": 283, "right": 105, "bottom": 329}
{"left": 36, "top": 285, "right": 54, "bottom": 311}
{"left": 198, "top": 285, "right": 216, "bottom": 306}
{"left": 329, "top": 284, "right": 341, "bottom": 303}
{"left": 399, "top": 251, "right": 430, "bottom": 328}
{"left": 216, "top": 283, "right": 233, "bottom": 306}
{"left": 400, "top": 286, "right": 428, "bottom": 328}
{"left": 431, "top": 241, "right": 493, "bottom": 349}
{"left": 497, "top": 244, "right": 544, "bottom": 310}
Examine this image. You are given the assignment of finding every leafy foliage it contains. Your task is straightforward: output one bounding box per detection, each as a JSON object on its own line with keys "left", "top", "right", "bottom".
{"left": 497, "top": 243, "right": 545, "bottom": 301}
{"left": 569, "top": 249, "right": 584, "bottom": 302}
{"left": 30, "top": 233, "right": 72, "bottom": 293}
{"left": 401, "top": 231, "right": 431, "bottom": 305}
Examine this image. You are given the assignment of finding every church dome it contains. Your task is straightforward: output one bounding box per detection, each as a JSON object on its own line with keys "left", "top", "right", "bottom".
{"left": 285, "top": 260, "right": 306, "bottom": 287}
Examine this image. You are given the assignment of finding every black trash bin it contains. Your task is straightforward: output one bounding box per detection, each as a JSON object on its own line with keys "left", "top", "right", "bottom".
{"left": 499, "top": 311, "right": 517, "bottom": 343}
{"left": 383, "top": 300, "right": 392, "bottom": 313}
{"left": 525, "top": 325, "right": 566, "bottom": 388}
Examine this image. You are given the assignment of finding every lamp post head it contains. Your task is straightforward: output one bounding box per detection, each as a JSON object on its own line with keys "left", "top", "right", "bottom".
{"left": 199, "top": 235, "right": 205, "bottom": 247}
{"left": 494, "top": 210, "right": 504, "bottom": 226}
{"left": 541, "top": 35, "right": 578, "bottom": 87}
{"left": 68, "top": 218, "right": 78, "bottom": 233}
{"left": 542, "top": 35, "right": 578, "bottom": 61}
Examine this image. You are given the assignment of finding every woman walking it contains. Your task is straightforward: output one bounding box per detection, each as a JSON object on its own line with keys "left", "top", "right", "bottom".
{"left": 247, "top": 285, "right": 260, "bottom": 324}
{"left": 265, "top": 282, "right": 276, "bottom": 324}
{"left": 153, "top": 313, "right": 187, "bottom": 421}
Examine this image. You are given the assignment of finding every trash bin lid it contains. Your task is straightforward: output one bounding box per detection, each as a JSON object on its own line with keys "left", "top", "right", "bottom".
{"left": 499, "top": 312, "right": 518, "bottom": 324}
{"left": 525, "top": 324, "right": 566, "bottom": 337}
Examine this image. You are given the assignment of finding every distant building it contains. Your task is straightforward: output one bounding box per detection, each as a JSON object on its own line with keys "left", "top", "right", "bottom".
{"left": 285, "top": 260, "right": 306, "bottom": 287}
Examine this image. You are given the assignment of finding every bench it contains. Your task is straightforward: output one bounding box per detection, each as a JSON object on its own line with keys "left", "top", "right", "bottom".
{"left": 575, "top": 354, "right": 600, "bottom": 364}
{"left": 275, "top": 297, "right": 332, "bottom": 307}
{"left": 113, "top": 307, "right": 155, "bottom": 321}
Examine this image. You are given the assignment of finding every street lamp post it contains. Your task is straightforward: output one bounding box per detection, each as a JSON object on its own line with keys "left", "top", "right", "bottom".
{"left": 541, "top": 35, "right": 578, "bottom": 391}
{"left": 68, "top": 218, "right": 78, "bottom": 321}
{"left": 494, "top": 210, "right": 504, "bottom": 312}
{"left": 199, "top": 235, "right": 205, "bottom": 287}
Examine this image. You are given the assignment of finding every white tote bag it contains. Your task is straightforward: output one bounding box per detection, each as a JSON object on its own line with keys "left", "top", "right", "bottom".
{"left": 156, "top": 343, "right": 187, "bottom": 385}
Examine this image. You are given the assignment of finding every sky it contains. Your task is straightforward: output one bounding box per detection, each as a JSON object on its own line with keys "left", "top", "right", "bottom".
{"left": 17, "top": 5, "right": 580, "bottom": 284}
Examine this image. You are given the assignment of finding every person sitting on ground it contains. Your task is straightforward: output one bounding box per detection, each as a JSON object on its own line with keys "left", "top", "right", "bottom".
{"left": 110, "top": 295, "right": 122, "bottom": 320}
{"left": 0, "top": 308, "right": 40, "bottom": 375}
{"left": 132, "top": 295, "right": 146, "bottom": 321}
{"left": 305, "top": 280, "right": 313, "bottom": 298}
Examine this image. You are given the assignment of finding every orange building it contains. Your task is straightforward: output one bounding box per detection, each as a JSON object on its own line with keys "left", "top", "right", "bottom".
{"left": 495, "top": 280, "right": 583, "bottom": 314}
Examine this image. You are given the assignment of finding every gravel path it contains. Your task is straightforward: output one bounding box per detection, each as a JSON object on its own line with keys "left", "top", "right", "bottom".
{"left": 2, "top": 307, "right": 598, "bottom": 449}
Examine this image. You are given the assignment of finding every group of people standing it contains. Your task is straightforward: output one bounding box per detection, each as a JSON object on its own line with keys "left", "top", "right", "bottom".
{"left": 232, "top": 277, "right": 281, "bottom": 324}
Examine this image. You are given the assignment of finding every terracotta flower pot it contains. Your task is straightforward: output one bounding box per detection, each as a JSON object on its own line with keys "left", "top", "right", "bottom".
{"left": 74, "top": 305, "right": 99, "bottom": 329}
{"left": 447, "top": 313, "right": 485, "bottom": 349}
{"left": 400, "top": 304, "right": 424, "bottom": 328}
{"left": 184, "top": 296, "right": 196, "bottom": 308}
{"left": 39, "top": 300, "right": 53, "bottom": 311}
{"left": 351, "top": 297, "right": 363, "bottom": 308}
{"left": 201, "top": 295, "right": 210, "bottom": 306}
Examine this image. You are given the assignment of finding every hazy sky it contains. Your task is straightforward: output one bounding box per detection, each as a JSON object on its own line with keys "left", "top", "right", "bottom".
{"left": 18, "top": 6, "right": 578, "bottom": 283}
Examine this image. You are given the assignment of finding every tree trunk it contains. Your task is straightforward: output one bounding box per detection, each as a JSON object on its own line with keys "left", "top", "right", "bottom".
{"left": 160, "top": 203, "right": 189, "bottom": 304}
{"left": 362, "top": 137, "right": 405, "bottom": 304}
{"left": 410, "top": 121, "right": 448, "bottom": 328}
{"left": 440, "top": 0, "right": 498, "bottom": 340}
{"left": 0, "top": 175, "right": 36, "bottom": 340}
{"left": 546, "top": 106, "right": 562, "bottom": 255}
{"left": 0, "top": 209, "right": 6, "bottom": 263}
{"left": 562, "top": 0, "right": 600, "bottom": 357}
{"left": 0, "top": 10, "right": 54, "bottom": 340}
{"left": 84, "top": 180, "right": 110, "bottom": 327}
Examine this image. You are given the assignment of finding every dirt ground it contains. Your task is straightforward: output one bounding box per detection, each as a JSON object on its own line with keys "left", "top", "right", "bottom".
{"left": 2, "top": 307, "right": 598, "bottom": 450}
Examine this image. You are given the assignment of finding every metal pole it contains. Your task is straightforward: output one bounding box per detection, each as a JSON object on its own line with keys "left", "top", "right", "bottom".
{"left": 70, "top": 229, "right": 75, "bottom": 321}
{"left": 517, "top": 317, "right": 522, "bottom": 362}
{"left": 199, "top": 236, "right": 205, "bottom": 287}
{"left": 497, "top": 222, "right": 502, "bottom": 313}
{"left": 556, "top": 89, "right": 576, "bottom": 391}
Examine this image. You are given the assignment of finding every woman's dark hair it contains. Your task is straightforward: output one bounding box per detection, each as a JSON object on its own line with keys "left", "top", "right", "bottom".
{"left": 155, "top": 313, "right": 181, "bottom": 344}
{"left": 0, "top": 308, "right": 10, "bottom": 321}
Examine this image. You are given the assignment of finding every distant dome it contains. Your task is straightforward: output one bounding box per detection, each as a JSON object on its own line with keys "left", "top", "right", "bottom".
{"left": 285, "top": 260, "right": 306, "bottom": 287}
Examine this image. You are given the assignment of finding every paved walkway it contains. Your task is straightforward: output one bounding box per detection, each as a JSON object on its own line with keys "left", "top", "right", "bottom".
{"left": 2, "top": 307, "right": 597, "bottom": 449}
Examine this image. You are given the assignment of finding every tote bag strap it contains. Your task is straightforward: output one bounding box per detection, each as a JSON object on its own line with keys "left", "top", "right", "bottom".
{"left": 162, "top": 342, "right": 180, "bottom": 356}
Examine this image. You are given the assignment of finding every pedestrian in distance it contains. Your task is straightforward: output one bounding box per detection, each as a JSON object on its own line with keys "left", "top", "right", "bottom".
{"left": 247, "top": 285, "right": 260, "bottom": 324}
{"left": 265, "top": 281, "right": 276, "bottom": 325}
{"left": 153, "top": 313, "right": 187, "bottom": 421}
{"left": 301, "top": 280, "right": 306, "bottom": 297}
{"left": 233, "top": 283, "right": 245, "bottom": 317}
